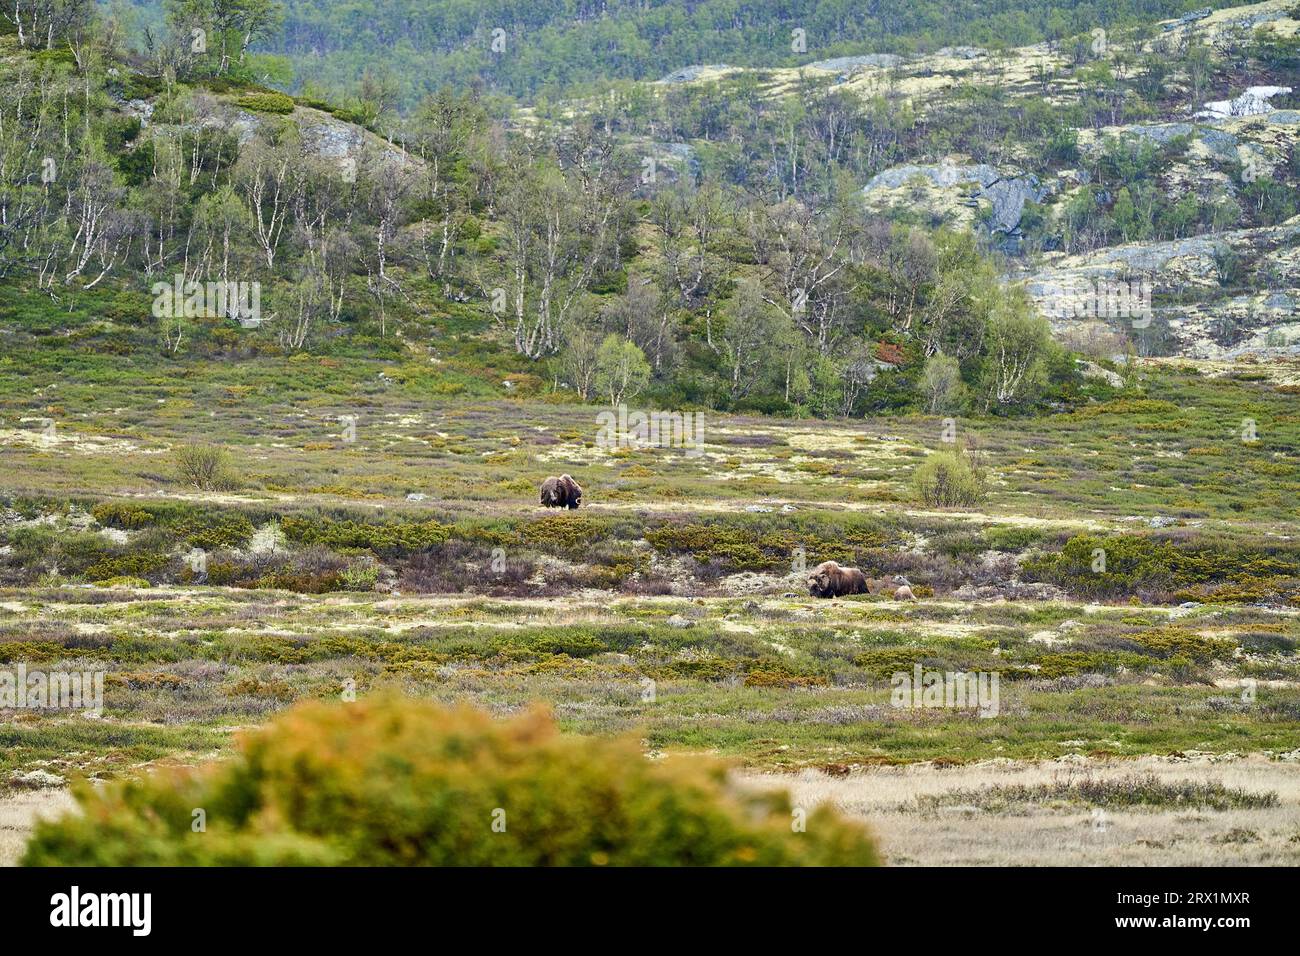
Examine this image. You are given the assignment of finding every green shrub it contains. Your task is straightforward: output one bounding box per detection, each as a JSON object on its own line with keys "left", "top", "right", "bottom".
{"left": 913, "top": 449, "right": 986, "bottom": 508}
{"left": 1134, "top": 627, "right": 1236, "bottom": 664}
{"left": 92, "top": 502, "right": 154, "bottom": 530}
{"left": 171, "top": 511, "right": 255, "bottom": 549}
{"left": 340, "top": 560, "right": 380, "bottom": 591}
{"left": 254, "top": 568, "right": 343, "bottom": 594}
{"left": 235, "top": 91, "right": 295, "bottom": 114}
{"left": 0, "top": 641, "right": 65, "bottom": 663}
{"left": 21, "top": 697, "right": 879, "bottom": 866}
{"left": 281, "top": 516, "right": 449, "bottom": 557}
{"left": 174, "top": 444, "right": 240, "bottom": 492}
{"left": 4, "top": 526, "right": 110, "bottom": 576}
{"left": 983, "top": 526, "right": 1044, "bottom": 552}
{"left": 743, "top": 658, "right": 828, "bottom": 688}
{"left": 91, "top": 576, "right": 151, "bottom": 589}
{"left": 1023, "top": 534, "right": 1300, "bottom": 599}
{"left": 1034, "top": 651, "right": 1149, "bottom": 678}
{"left": 644, "top": 518, "right": 883, "bottom": 572}
{"left": 646, "top": 522, "right": 771, "bottom": 570}
{"left": 84, "top": 550, "right": 168, "bottom": 581}
{"left": 516, "top": 514, "right": 612, "bottom": 556}
{"left": 855, "top": 648, "right": 920, "bottom": 679}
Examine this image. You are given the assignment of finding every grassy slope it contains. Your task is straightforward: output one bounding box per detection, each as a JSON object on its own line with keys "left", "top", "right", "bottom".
{"left": 2, "top": 313, "right": 1299, "bottom": 778}
{"left": 1, "top": 4, "right": 1299, "bottom": 788}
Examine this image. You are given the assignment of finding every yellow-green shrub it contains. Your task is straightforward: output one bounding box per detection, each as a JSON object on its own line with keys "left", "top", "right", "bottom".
{"left": 91, "top": 501, "right": 154, "bottom": 529}
{"left": 913, "top": 450, "right": 986, "bottom": 508}
{"left": 236, "top": 91, "right": 295, "bottom": 114}
{"left": 22, "top": 696, "right": 879, "bottom": 866}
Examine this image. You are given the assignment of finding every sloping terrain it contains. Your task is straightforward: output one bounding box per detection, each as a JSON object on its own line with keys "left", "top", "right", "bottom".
{"left": 657, "top": 1, "right": 1300, "bottom": 359}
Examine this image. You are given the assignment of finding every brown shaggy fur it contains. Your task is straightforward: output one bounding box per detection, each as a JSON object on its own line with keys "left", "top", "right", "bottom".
{"left": 807, "top": 560, "right": 869, "bottom": 598}
{"left": 808, "top": 562, "right": 918, "bottom": 600}
{"left": 540, "top": 474, "right": 583, "bottom": 509}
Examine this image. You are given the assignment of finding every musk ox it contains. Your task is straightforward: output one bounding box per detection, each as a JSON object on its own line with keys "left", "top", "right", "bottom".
{"left": 540, "top": 474, "right": 583, "bottom": 509}
{"left": 807, "top": 560, "right": 869, "bottom": 598}
{"left": 808, "top": 562, "right": 919, "bottom": 600}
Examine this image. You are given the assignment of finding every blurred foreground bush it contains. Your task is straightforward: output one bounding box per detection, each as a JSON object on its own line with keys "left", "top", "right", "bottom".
{"left": 23, "top": 696, "right": 878, "bottom": 866}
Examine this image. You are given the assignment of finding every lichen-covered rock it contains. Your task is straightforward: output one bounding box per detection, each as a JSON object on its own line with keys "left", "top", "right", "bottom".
{"left": 1076, "top": 360, "right": 1126, "bottom": 387}
{"left": 862, "top": 161, "right": 1050, "bottom": 245}
{"left": 658, "top": 64, "right": 732, "bottom": 84}
{"left": 806, "top": 54, "right": 903, "bottom": 72}
{"left": 11, "top": 770, "right": 65, "bottom": 789}
{"left": 1198, "top": 86, "right": 1292, "bottom": 120}
{"left": 864, "top": 162, "right": 1001, "bottom": 192}
{"left": 1026, "top": 220, "right": 1300, "bottom": 357}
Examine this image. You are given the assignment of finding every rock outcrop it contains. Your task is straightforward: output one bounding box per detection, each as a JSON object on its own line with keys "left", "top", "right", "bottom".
{"left": 862, "top": 161, "right": 1052, "bottom": 249}
{"left": 1197, "top": 86, "right": 1293, "bottom": 120}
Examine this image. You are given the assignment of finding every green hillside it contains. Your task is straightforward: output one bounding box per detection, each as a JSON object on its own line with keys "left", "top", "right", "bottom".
{"left": 127, "top": 0, "right": 1243, "bottom": 103}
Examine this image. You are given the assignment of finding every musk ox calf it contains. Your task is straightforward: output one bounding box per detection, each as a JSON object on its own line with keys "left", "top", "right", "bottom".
{"left": 808, "top": 562, "right": 918, "bottom": 600}
{"left": 891, "top": 576, "right": 918, "bottom": 601}
{"left": 540, "top": 474, "right": 583, "bottom": 509}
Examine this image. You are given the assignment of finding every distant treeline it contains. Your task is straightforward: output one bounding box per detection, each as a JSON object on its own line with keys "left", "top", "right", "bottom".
{"left": 127, "top": 0, "right": 1240, "bottom": 104}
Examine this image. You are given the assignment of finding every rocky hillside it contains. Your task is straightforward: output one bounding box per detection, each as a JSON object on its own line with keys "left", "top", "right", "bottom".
{"left": 5, "top": 0, "right": 1297, "bottom": 422}
{"left": 113, "top": 84, "right": 412, "bottom": 181}
{"left": 654, "top": 1, "right": 1300, "bottom": 361}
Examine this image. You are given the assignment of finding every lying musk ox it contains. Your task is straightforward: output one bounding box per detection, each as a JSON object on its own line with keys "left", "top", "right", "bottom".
{"left": 807, "top": 561, "right": 869, "bottom": 598}
{"left": 540, "top": 474, "right": 583, "bottom": 509}
{"left": 892, "top": 576, "right": 918, "bottom": 601}
{"left": 808, "top": 561, "right": 917, "bottom": 600}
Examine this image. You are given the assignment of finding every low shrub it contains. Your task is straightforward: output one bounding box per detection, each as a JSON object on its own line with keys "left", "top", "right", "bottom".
{"left": 174, "top": 444, "right": 240, "bottom": 492}
{"left": 91, "top": 576, "right": 151, "bottom": 589}
{"left": 84, "top": 550, "right": 169, "bottom": 581}
{"left": 1023, "top": 534, "right": 1300, "bottom": 601}
{"left": 281, "top": 516, "right": 449, "bottom": 558}
{"left": 340, "top": 560, "right": 380, "bottom": 592}
{"left": 645, "top": 518, "right": 883, "bottom": 573}
{"left": 21, "top": 697, "right": 880, "bottom": 866}
{"left": 914, "top": 773, "right": 1277, "bottom": 813}
{"left": 171, "top": 511, "right": 255, "bottom": 550}
{"left": 235, "top": 91, "right": 295, "bottom": 114}
{"left": 1133, "top": 627, "right": 1236, "bottom": 664}
{"left": 91, "top": 502, "right": 154, "bottom": 530}
{"left": 743, "top": 664, "right": 828, "bottom": 688}
{"left": 913, "top": 449, "right": 986, "bottom": 508}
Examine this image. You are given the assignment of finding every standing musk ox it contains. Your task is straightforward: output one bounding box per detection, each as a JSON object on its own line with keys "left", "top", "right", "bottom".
{"left": 540, "top": 474, "right": 583, "bottom": 509}
{"left": 807, "top": 561, "right": 918, "bottom": 600}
